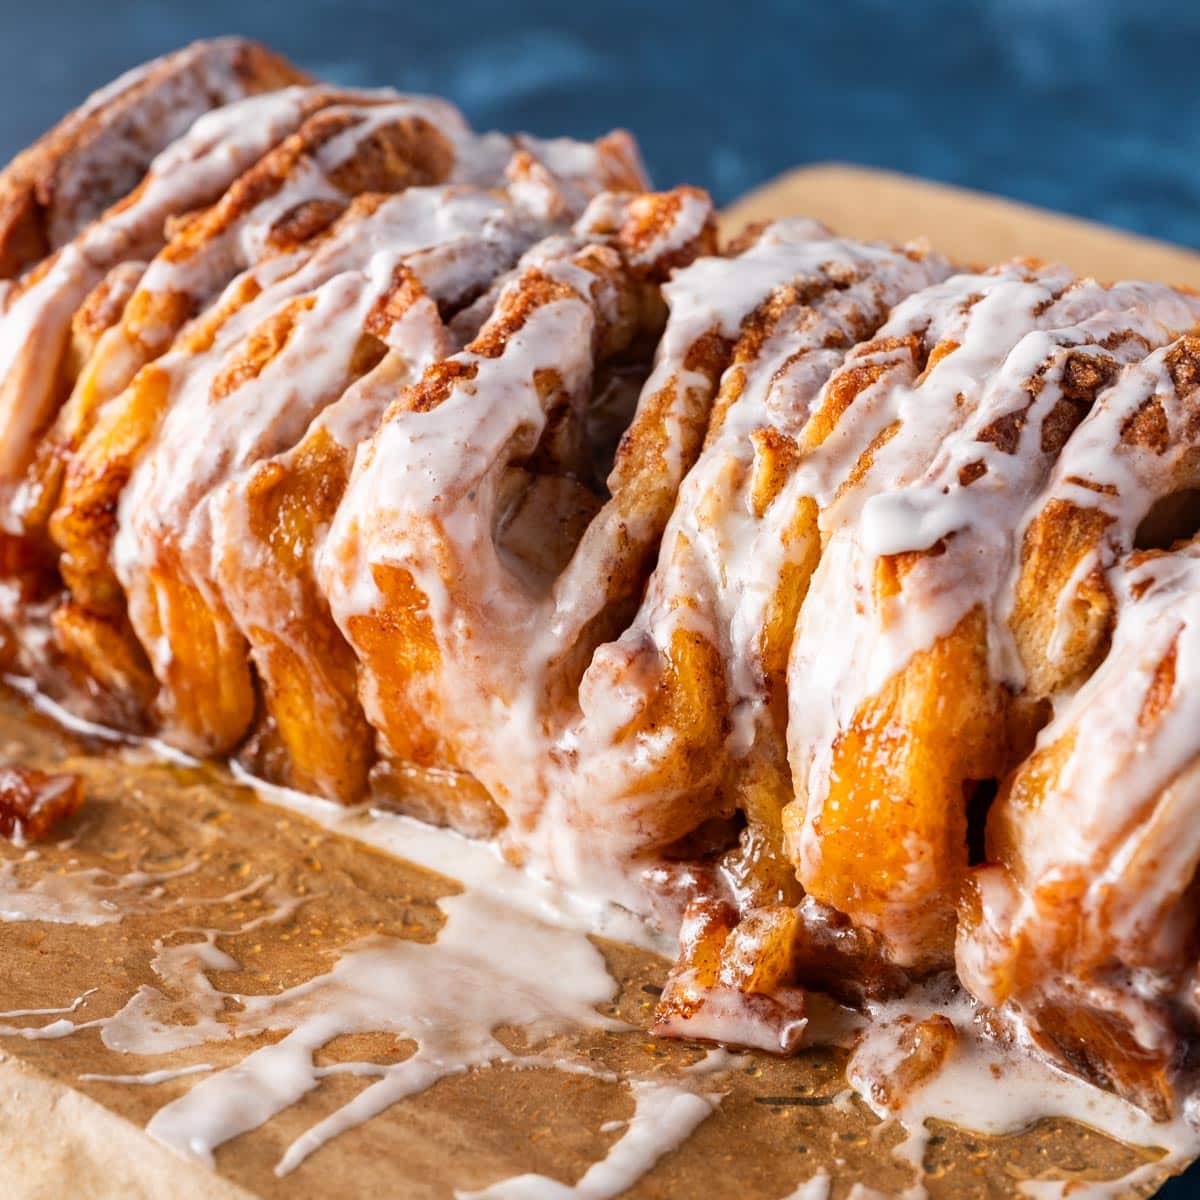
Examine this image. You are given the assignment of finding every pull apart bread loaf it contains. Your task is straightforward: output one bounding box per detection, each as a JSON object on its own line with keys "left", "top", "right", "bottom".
{"left": 7, "top": 40, "right": 1200, "bottom": 1124}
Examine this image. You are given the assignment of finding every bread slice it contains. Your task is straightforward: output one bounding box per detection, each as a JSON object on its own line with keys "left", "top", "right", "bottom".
{"left": 0, "top": 37, "right": 308, "bottom": 280}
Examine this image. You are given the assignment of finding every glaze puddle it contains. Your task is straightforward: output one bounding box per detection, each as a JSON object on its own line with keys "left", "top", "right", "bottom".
{"left": 779, "top": 1175, "right": 831, "bottom": 1200}
{"left": 0, "top": 770, "right": 729, "bottom": 1183}
{"left": 0, "top": 739, "right": 1193, "bottom": 1196}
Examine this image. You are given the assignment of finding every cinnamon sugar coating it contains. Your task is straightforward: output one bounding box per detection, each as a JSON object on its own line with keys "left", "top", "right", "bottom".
{"left": 0, "top": 765, "right": 83, "bottom": 841}
{"left": 4, "top": 43, "right": 1200, "bottom": 1124}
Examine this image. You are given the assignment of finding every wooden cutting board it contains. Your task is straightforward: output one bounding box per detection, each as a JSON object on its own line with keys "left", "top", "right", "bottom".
{"left": 722, "top": 163, "right": 1200, "bottom": 287}
{"left": 3, "top": 165, "right": 1198, "bottom": 1200}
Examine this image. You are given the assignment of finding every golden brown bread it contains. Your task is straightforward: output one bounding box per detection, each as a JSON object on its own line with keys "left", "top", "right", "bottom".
{"left": 43, "top": 152, "right": 648, "bottom": 750}
{"left": 39, "top": 93, "right": 466, "bottom": 490}
{"left": 35, "top": 96, "right": 480, "bottom": 731}
{"left": 317, "top": 188, "right": 718, "bottom": 828}
{"left": 6, "top": 42, "right": 1200, "bottom": 1127}
{"left": 784, "top": 277, "right": 1200, "bottom": 968}
{"left": 0, "top": 38, "right": 308, "bottom": 280}
{"left": 953, "top": 336, "right": 1200, "bottom": 1117}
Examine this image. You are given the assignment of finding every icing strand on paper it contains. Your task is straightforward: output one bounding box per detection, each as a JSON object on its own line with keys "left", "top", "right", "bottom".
{"left": 457, "top": 1080, "right": 721, "bottom": 1199}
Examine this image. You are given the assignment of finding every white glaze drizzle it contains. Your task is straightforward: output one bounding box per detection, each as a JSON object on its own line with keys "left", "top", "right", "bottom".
{"left": 51, "top": 100, "right": 640, "bottom": 486}
{"left": 778, "top": 1174, "right": 831, "bottom": 1200}
{"left": 29, "top": 39, "right": 296, "bottom": 249}
{"left": 319, "top": 218, "right": 943, "bottom": 907}
{"left": 0, "top": 989, "right": 95, "bottom": 1018}
{"left": 0, "top": 777, "right": 688, "bottom": 1180}
{"left": 1002, "top": 331, "right": 1200, "bottom": 684}
{"left": 105, "top": 91, "right": 471, "bottom": 315}
{"left": 1, "top": 742, "right": 1195, "bottom": 1195}
{"left": 790, "top": 271, "right": 1189, "bottom": 769}
{"left": 456, "top": 1080, "right": 721, "bottom": 1199}
{"left": 563, "top": 229, "right": 951, "bottom": 869}
{"left": 79, "top": 1063, "right": 216, "bottom": 1085}
{"left": 111, "top": 185, "right": 543, "bottom": 739}
{"left": 203, "top": 182, "right": 580, "bottom": 755}
{"left": 846, "top": 986, "right": 1200, "bottom": 1200}
{"left": 958, "top": 541, "right": 1200, "bottom": 1037}
{"left": 230, "top": 766, "right": 670, "bottom": 957}
{"left": 82, "top": 129, "right": 638, "bottom": 750}
{"left": 0, "top": 93, "right": 1195, "bottom": 1190}
{"left": 316, "top": 190, "right": 714, "bottom": 905}
{"left": 0, "top": 85, "right": 336, "bottom": 488}
{"left": 0, "top": 852, "right": 200, "bottom": 924}
{"left": 786, "top": 274, "right": 1200, "bottom": 965}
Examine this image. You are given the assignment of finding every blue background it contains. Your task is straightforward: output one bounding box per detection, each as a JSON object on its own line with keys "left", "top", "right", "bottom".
{"left": 2, "top": 0, "right": 1200, "bottom": 249}
{"left": 3, "top": 1, "right": 1200, "bottom": 1194}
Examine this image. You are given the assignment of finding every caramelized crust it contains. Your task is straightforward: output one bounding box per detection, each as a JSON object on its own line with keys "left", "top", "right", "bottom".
{"left": 40, "top": 125, "right": 649, "bottom": 747}
{"left": 210, "top": 196, "right": 565, "bottom": 798}
{"left": 319, "top": 188, "right": 717, "bottom": 836}
{"left": 0, "top": 38, "right": 308, "bottom": 281}
{"left": 847, "top": 1014, "right": 958, "bottom": 1115}
{"left": 1010, "top": 332, "right": 1200, "bottom": 695}
{"left": 8, "top": 43, "right": 1200, "bottom": 1126}
{"left": 27, "top": 92, "right": 470, "bottom": 559}
{"left": 786, "top": 278, "right": 1200, "bottom": 970}
{"left": 0, "top": 765, "right": 83, "bottom": 841}
{"left": 0, "top": 79, "right": 363, "bottom": 588}
{"left": 652, "top": 898, "right": 808, "bottom": 1053}
{"left": 958, "top": 543, "right": 1200, "bottom": 1117}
